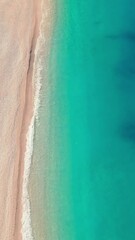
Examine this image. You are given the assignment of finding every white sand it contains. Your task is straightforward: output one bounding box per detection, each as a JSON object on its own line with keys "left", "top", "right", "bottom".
{"left": 0, "top": 1, "right": 41, "bottom": 239}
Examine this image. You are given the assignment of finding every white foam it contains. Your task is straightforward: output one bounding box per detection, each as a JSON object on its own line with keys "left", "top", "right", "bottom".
{"left": 21, "top": 1, "right": 47, "bottom": 239}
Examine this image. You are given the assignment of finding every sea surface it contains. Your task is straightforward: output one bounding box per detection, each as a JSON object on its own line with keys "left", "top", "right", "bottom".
{"left": 30, "top": 1, "right": 135, "bottom": 239}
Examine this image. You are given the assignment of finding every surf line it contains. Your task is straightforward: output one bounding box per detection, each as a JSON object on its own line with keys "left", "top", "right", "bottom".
{"left": 21, "top": 1, "right": 46, "bottom": 239}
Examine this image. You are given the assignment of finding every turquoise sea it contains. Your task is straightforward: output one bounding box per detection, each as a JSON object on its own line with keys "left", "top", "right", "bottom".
{"left": 30, "top": 1, "right": 135, "bottom": 239}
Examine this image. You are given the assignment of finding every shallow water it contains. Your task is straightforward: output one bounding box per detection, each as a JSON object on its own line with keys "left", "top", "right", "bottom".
{"left": 30, "top": 1, "right": 135, "bottom": 239}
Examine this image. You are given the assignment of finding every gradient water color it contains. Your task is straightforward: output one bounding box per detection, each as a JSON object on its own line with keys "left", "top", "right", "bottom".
{"left": 30, "top": 1, "right": 135, "bottom": 239}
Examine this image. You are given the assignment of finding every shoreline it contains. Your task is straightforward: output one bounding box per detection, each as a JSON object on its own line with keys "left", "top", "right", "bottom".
{"left": 0, "top": 1, "right": 53, "bottom": 239}
{"left": 0, "top": 1, "right": 43, "bottom": 239}
{"left": 15, "top": 1, "right": 43, "bottom": 239}
{"left": 28, "top": 1, "right": 55, "bottom": 239}
{"left": 20, "top": 0, "right": 54, "bottom": 239}
{"left": 0, "top": 1, "right": 35, "bottom": 239}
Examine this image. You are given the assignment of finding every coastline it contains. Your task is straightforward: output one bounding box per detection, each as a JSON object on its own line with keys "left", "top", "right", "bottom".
{"left": 16, "top": 0, "right": 43, "bottom": 240}
{"left": 20, "top": 0, "right": 54, "bottom": 239}
{"left": 0, "top": 0, "right": 42, "bottom": 239}
{"left": 21, "top": 1, "right": 43, "bottom": 239}
{"left": 28, "top": 1, "right": 55, "bottom": 239}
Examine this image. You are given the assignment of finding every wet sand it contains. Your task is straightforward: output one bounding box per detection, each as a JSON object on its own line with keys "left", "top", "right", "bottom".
{"left": 28, "top": 1, "right": 55, "bottom": 239}
{"left": 0, "top": 0, "right": 41, "bottom": 239}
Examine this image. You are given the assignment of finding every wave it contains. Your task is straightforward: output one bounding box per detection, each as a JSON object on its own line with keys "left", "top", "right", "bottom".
{"left": 21, "top": 1, "right": 47, "bottom": 239}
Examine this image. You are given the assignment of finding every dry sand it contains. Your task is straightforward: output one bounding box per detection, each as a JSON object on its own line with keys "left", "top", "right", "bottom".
{"left": 0, "top": 0, "right": 42, "bottom": 239}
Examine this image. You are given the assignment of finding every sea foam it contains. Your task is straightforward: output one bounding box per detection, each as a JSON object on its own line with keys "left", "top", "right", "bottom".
{"left": 21, "top": 1, "right": 47, "bottom": 239}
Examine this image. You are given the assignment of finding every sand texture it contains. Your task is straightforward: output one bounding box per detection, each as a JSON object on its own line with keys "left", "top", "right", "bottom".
{"left": 0, "top": 1, "right": 41, "bottom": 239}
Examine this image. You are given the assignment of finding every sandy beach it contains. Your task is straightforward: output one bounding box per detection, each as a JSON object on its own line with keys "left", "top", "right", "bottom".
{"left": 28, "top": 1, "right": 54, "bottom": 239}
{"left": 0, "top": 0, "right": 42, "bottom": 239}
